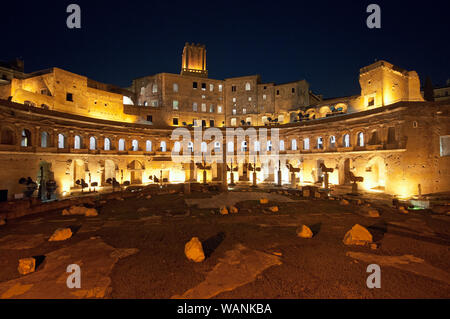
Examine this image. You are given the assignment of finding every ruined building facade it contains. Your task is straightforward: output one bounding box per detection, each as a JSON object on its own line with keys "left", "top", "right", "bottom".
{"left": 0, "top": 44, "right": 448, "bottom": 201}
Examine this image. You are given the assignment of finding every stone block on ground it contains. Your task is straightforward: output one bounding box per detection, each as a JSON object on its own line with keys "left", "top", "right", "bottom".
{"left": 260, "top": 198, "right": 269, "bottom": 205}
{"left": 63, "top": 206, "right": 98, "bottom": 217}
{"left": 18, "top": 258, "right": 36, "bottom": 275}
{"left": 340, "top": 199, "right": 350, "bottom": 205}
{"left": 399, "top": 206, "right": 409, "bottom": 214}
{"left": 363, "top": 208, "right": 380, "bottom": 218}
{"left": 220, "top": 207, "right": 229, "bottom": 215}
{"left": 268, "top": 206, "right": 279, "bottom": 213}
{"left": 229, "top": 206, "right": 238, "bottom": 214}
{"left": 185, "top": 237, "right": 205, "bottom": 263}
{"left": 49, "top": 228, "right": 73, "bottom": 242}
{"left": 343, "top": 224, "right": 373, "bottom": 246}
{"left": 302, "top": 189, "right": 310, "bottom": 197}
{"left": 296, "top": 225, "right": 313, "bottom": 238}
{"left": 85, "top": 208, "right": 98, "bottom": 217}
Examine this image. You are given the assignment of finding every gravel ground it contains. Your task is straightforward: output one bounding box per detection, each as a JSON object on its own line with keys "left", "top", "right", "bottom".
{"left": 0, "top": 189, "right": 449, "bottom": 299}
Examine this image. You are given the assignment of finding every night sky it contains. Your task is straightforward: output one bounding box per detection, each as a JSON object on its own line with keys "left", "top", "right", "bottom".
{"left": 1, "top": 0, "right": 449, "bottom": 98}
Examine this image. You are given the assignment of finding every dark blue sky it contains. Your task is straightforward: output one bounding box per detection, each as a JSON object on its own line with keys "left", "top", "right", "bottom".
{"left": 1, "top": 0, "right": 449, "bottom": 98}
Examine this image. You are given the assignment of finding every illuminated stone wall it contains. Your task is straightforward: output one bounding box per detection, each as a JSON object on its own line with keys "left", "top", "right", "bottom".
{"left": 0, "top": 68, "right": 138, "bottom": 123}
{"left": 0, "top": 99, "right": 448, "bottom": 200}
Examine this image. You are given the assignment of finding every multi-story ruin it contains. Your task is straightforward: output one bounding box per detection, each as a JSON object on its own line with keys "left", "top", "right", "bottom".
{"left": 0, "top": 43, "right": 448, "bottom": 201}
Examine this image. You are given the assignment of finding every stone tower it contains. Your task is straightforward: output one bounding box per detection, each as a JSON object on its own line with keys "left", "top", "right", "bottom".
{"left": 181, "top": 43, "right": 208, "bottom": 77}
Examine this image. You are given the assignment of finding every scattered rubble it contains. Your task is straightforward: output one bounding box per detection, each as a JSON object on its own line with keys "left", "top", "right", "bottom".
{"left": 268, "top": 206, "right": 279, "bottom": 213}
{"left": 302, "top": 189, "right": 310, "bottom": 197}
{"left": 370, "top": 243, "right": 378, "bottom": 250}
{"left": 340, "top": 199, "right": 350, "bottom": 205}
{"left": 62, "top": 206, "right": 98, "bottom": 217}
{"left": 314, "top": 192, "right": 321, "bottom": 199}
{"left": 185, "top": 237, "right": 205, "bottom": 263}
{"left": 296, "top": 225, "right": 313, "bottom": 238}
{"left": 85, "top": 208, "right": 98, "bottom": 217}
{"left": 399, "top": 206, "right": 409, "bottom": 214}
{"left": 48, "top": 228, "right": 73, "bottom": 242}
{"left": 431, "top": 205, "right": 449, "bottom": 215}
{"left": 343, "top": 224, "right": 373, "bottom": 246}
{"left": 229, "top": 206, "right": 239, "bottom": 214}
{"left": 18, "top": 258, "right": 36, "bottom": 275}
{"left": 220, "top": 207, "right": 229, "bottom": 215}
{"left": 361, "top": 207, "right": 380, "bottom": 218}
{"left": 260, "top": 198, "right": 269, "bottom": 204}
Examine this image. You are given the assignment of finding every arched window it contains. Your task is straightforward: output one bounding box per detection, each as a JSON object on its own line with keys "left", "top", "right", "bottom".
{"left": 303, "top": 138, "right": 310, "bottom": 150}
{"left": 58, "top": 134, "right": 66, "bottom": 149}
{"left": 245, "top": 82, "right": 251, "bottom": 91}
{"left": 118, "top": 138, "right": 125, "bottom": 151}
{"left": 227, "top": 141, "right": 234, "bottom": 153}
{"left": 241, "top": 141, "right": 248, "bottom": 152}
{"left": 343, "top": 134, "right": 350, "bottom": 148}
{"left": 74, "top": 135, "right": 81, "bottom": 149}
{"left": 1, "top": 127, "right": 15, "bottom": 145}
{"left": 104, "top": 138, "right": 111, "bottom": 151}
{"left": 291, "top": 139, "right": 297, "bottom": 151}
{"left": 357, "top": 132, "right": 364, "bottom": 147}
{"left": 132, "top": 140, "right": 139, "bottom": 151}
{"left": 267, "top": 141, "right": 272, "bottom": 151}
{"left": 214, "top": 141, "right": 221, "bottom": 152}
{"left": 160, "top": 141, "right": 167, "bottom": 152}
{"left": 329, "top": 135, "right": 336, "bottom": 148}
{"left": 279, "top": 140, "right": 285, "bottom": 151}
{"left": 41, "top": 132, "right": 49, "bottom": 148}
{"left": 146, "top": 140, "right": 152, "bottom": 152}
{"left": 187, "top": 142, "right": 194, "bottom": 152}
{"left": 89, "top": 136, "right": 97, "bottom": 150}
{"left": 201, "top": 142, "right": 207, "bottom": 153}
{"left": 368, "top": 131, "right": 379, "bottom": 145}
{"left": 21, "top": 129, "right": 31, "bottom": 147}
{"left": 173, "top": 142, "right": 181, "bottom": 153}
{"left": 317, "top": 137, "right": 323, "bottom": 150}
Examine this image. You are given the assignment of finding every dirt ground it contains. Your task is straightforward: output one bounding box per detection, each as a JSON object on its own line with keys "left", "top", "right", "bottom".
{"left": 0, "top": 187, "right": 449, "bottom": 299}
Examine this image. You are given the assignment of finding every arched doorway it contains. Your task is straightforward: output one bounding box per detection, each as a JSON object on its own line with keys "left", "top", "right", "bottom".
{"left": 339, "top": 158, "right": 352, "bottom": 185}
{"left": 128, "top": 160, "right": 144, "bottom": 184}
{"left": 102, "top": 160, "right": 116, "bottom": 185}
{"left": 316, "top": 159, "right": 324, "bottom": 184}
{"left": 73, "top": 159, "right": 86, "bottom": 187}
{"left": 366, "top": 156, "right": 386, "bottom": 191}
{"left": 37, "top": 161, "right": 52, "bottom": 201}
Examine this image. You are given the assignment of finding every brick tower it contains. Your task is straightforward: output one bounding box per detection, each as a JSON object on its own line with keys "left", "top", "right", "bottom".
{"left": 181, "top": 43, "right": 208, "bottom": 77}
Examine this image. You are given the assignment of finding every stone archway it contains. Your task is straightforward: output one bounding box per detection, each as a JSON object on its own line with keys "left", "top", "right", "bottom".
{"left": 102, "top": 160, "right": 117, "bottom": 185}
{"left": 339, "top": 158, "right": 352, "bottom": 185}
{"left": 128, "top": 160, "right": 144, "bottom": 184}
{"left": 366, "top": 156, "right": 386, "bottom": 191}
{"left": 37, "top": 161, "right": 54, "bottom": 200}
